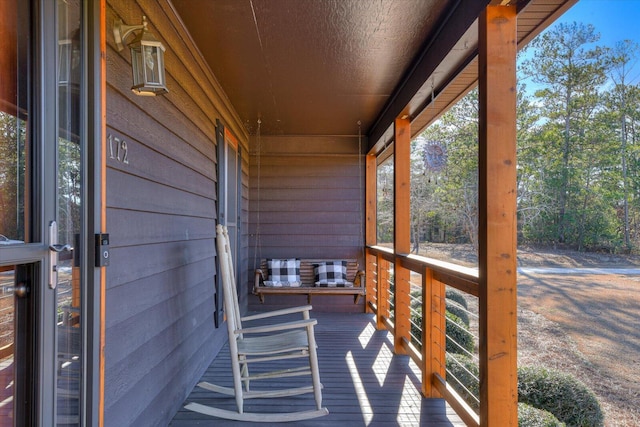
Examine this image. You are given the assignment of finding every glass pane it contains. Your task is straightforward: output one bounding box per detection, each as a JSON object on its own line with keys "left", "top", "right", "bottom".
{"left": 56, "top": 0, "right": 82, "bottom": 425}
{"left": 0, "top": 0, "right": 29, "bottom": 244}
{"left": 0, "top": 267, "right": 15, "bottom": 427}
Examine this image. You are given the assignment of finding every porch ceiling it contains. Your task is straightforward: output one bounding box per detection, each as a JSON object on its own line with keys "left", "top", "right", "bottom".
{"left": 171, "top": 0, "right": 575, "bottom": 148}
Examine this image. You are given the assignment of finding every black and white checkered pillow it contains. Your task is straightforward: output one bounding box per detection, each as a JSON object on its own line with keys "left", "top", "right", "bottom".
{"left": 314, "top": 261, "right": 351, "bottom": 287}
{"left": 267, "top": 258, "right": 300, "bottom": 283}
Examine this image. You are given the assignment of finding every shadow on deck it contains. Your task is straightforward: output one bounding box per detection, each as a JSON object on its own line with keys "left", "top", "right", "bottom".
{"left": 171, "top": 312, "right": 465, "bottom": 426}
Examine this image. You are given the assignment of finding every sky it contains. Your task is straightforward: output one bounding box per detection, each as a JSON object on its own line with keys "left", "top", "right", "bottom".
{"left": 555, "top": 0, "right": 640, "bottom": 48}
{"left": 519, "top": 0, "right": 640, "bottom": 90}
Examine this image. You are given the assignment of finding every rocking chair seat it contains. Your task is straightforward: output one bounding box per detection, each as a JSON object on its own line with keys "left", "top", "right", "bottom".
{"left": 237, "top": 326, "right": 314, "bottom": 355}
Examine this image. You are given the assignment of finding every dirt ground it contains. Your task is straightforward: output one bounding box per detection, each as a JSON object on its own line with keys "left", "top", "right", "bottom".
{"left": 415, "top": 243, "right": 640, "bottom": 427}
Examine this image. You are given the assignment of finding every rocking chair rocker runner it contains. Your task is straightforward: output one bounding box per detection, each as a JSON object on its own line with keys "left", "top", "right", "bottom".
{"left": 184, "top": 225, "right": 329, "bottom": 422}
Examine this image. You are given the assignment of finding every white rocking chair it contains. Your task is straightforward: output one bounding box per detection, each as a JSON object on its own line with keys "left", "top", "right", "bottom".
{"left": 184, "top": 225, "right": 328, "bottom": 422}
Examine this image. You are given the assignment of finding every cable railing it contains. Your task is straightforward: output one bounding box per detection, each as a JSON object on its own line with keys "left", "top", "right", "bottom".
{"left": 366, "top": 245, "right": 481, "bottom": 427}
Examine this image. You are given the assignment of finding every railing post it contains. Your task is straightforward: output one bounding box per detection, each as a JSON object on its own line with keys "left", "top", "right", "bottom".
{"left": 376, "top": 256, "right": 389, "bottom": 330}
{"left": 365, "top": 249, "right": 376, "bottom": 314}
{"left": 423, "top": 266, "right": 445, "bottom": 397}
{"left": 394, "top": 260, "right": 410, "bottom": 354}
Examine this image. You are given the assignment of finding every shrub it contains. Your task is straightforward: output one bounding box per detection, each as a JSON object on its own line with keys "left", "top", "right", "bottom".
{"left": 518, "top": 366, "right": 604, "bottom": 427}
{"left": 442, "top": 361, "right": 602, "bottom": 426}
{"left": 410, "top": 289, "right": 422, "bottom": 310}
{"left": 408, "top": 289, "right": 474, "bottom": 352}
{"left": 446, "top": 289, "right": 468, "bottom": 309}
{"left": 445, "top": 353, "right": 479, "bottom": 410}
{"left": 519, "top": 403, "right": 566, "bottom": 426}
{"left": 446, "top": 311, "right": 474, "bottom": 354}
{"left": 446, "top": 300, "right": 470, "bottom": 326}
{"left": 410, "top": 305, "right": 422, "bottom": 342}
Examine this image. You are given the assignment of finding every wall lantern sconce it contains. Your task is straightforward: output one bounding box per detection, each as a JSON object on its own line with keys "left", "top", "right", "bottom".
{"left": 113, "top": 16, "right": 168, "bottom": 96}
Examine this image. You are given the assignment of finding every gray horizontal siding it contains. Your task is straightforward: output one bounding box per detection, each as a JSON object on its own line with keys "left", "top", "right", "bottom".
{"left": 104, "top": 1, "right": 249, "bottom": 426}
{"left": 248, "top": 135, "right": 365, "bottom": 312}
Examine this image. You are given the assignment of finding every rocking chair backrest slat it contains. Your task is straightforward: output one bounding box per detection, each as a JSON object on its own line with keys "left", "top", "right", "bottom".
{"left": 216, "top": 225, "right": 242, "bottom": 336}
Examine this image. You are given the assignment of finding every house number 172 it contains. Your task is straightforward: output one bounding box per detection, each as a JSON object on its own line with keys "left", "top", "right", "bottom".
{"left": 108, "top": 134, "right": 130, "bottom": 164}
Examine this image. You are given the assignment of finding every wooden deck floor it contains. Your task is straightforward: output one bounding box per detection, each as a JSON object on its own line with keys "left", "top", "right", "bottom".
{"left": 170, "top": 312, "right": 465, "bottom": 427}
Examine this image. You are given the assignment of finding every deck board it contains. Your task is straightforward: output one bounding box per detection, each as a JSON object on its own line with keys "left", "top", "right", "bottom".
{"left": 170, "top": 312, "right": 466, "bottom": 426}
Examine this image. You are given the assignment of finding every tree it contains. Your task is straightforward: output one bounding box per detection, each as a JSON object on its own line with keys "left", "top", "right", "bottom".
{"left": 0, "top": 111, "right": 25, "bottom": 240}
{"left": 520, "top": 22, "right": 612, "bottom": 246}
{"left": 606, "top": 40, "right": 640, "bottom": 251}
{"left": 419, "top": 88, "right": 480, "bottom": 248}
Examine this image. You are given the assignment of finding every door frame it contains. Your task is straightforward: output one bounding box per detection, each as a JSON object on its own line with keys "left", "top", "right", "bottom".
{"left": 0, "top": 1, "right": 103, "bottom": 424}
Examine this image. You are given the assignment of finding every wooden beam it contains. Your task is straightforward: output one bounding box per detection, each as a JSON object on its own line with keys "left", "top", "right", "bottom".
{"left": 365, "top": 153, "right": 377, "bottom": 247}
{"left": 394, "top": 118, "right": 411, "bottom": 255}
{"left": 365, "top": 153, "right": 378, "bottom": 313}
{"left": 367, "top": 0, "right": 487, "bottom": 151}
{"left": 478, "top": 5, "right": 518, "bottom": 427}
{"left": 393, "top": 118, "right": 411, "bottom": 353}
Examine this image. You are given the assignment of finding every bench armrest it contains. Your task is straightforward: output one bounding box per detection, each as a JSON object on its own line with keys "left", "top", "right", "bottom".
{"left": 354, "top": 270, "right": 365, "bottom": 287}
{"left": 254, "top": 268, "right": 265, "bottom": 291}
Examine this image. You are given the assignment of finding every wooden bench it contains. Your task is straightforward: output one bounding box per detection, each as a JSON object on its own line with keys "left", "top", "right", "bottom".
{"left": 253, "top": 259, "right": 365, "bottom": 304}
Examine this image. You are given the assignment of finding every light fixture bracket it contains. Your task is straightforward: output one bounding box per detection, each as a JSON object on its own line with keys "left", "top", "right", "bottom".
{"left": 113, "top": 16, "right": 148, "bottom": 51}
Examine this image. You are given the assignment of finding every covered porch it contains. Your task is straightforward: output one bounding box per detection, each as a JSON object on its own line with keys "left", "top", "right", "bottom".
{"left": 101, "top": 0, "right": 577, "bottom": 425}
{"left": 166, "top": 0, "right": 574, "bottom": 425}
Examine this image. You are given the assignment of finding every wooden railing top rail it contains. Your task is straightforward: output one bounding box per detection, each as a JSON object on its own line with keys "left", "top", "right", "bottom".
{"left": 366, "top": 246, "right": 480, "bottom": 297}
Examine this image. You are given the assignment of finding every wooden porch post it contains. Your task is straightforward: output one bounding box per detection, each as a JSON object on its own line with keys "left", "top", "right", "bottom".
{"left": 478, "top": 5, "right": 518, "bottom": 426}
{"left": 365, "top": 153, "right": 377, "bottom": 314}
{"left": 394, "top": 118, "right": 411, "bottom": 353}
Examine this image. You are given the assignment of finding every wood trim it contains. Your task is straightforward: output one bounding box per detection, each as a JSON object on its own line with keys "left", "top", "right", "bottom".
{"left": 478, "top": 6, "right": 518, "bottom": 426}
{"left": 224, "top": 127, "right": 238, "bottom": 150}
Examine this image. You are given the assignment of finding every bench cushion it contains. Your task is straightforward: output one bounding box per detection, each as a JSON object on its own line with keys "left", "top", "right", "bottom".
{"left": 313, "top": 261, "right": 350, "bottom": 286}
{"left": 267, "top": 258, "right": 300, "bottom": 283}
{"left": 263, "top": 280, "right": 302, "bottom": 288}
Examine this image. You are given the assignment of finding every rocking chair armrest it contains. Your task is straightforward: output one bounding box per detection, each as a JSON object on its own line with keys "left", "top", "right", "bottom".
{"left": 235, "top": 318, "right": 317, "bottom": 335}
{"left": 241, "top": 305, "right": 313, "bottom": 322}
